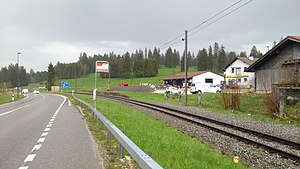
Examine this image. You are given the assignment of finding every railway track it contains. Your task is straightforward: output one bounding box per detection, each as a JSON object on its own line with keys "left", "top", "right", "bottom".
{"left": 76, "top": 92, "right": 300, "bottom": 163}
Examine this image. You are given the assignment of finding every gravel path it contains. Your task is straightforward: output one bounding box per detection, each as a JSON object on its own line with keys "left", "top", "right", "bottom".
{"left": 122, "top": 100, "right": 300, "bottom": 169}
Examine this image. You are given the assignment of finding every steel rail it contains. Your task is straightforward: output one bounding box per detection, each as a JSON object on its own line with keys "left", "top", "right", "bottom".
{"left": 84, "top": 92, "right": 300, "bottom": 163}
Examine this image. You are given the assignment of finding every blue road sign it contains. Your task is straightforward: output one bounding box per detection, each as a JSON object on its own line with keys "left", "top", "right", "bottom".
{"left": 61, "top": 81, "right": 70, "bottom": 88}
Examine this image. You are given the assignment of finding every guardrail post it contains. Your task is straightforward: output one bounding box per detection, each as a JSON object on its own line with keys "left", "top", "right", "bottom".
{"left": 100, "top": 121, "right": 104, "bottom": 130}
{"left": 107, "top": 130, "right": 111, "bottom": 142}
{"left": 119, "top": 130, "right": 125, "bottom": 159}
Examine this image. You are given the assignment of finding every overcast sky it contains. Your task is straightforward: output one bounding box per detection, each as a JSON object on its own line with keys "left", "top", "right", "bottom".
{"left": 1, "top": 0, "right": 299, "bottom": 71}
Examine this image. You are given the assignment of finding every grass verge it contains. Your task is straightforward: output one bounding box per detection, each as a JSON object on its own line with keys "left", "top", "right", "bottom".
{"left": 0, "top": 93, "right": 24, "bottom": 105}
{"left": 75, "top": 94, "right": 248, "bottom": 169}
{"left": 117, "top": 91, "right": 300, "bottom": 127}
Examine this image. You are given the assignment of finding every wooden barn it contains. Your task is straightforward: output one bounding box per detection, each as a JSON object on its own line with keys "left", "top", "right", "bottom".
{"left": 247, "top": 36, "right": 300, "bottom": 91}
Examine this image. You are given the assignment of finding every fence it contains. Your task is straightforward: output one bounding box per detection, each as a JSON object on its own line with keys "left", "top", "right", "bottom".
{"left": 72, "top": 94, "right": 163, "bottom": 169}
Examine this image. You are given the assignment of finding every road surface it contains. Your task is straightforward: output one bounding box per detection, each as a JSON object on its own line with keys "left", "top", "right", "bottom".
{"left": 0, "top": 93, "right": 101, "bottom": 169}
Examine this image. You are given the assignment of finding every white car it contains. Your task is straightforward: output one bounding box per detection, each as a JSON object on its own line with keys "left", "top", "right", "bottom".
{"left": 33, "top": 90, "right": 40, "bottom": 94}
{"left": 166, "top": 86, "right": 181, "bottom": 94}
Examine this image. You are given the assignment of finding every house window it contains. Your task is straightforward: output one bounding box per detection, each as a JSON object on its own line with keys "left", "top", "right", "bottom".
{"left": 244, "top": 78, "right": 248, "bottom": 82}
{"left": 244, "top": 67, "right": 247, "bottom": 72}
{"left": 237, "top": 78, "right": 241, "bottom": 83}
{"left": 231, "top": 68, "right": 234, "bottom": 73}
{"left": 205, "top": 78, "right": 213, "bottom": 83}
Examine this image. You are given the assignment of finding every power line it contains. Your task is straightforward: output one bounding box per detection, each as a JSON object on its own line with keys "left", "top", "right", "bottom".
{"left": 189, "top": 0, "right": 254, "bottom": 38}
{"left": 159, "top": 0, "right": 244, "bottom": 49}
{"left": 159, "top": 33, "right": 184, "bottom": 49}
{"left": 159, "top": 0, "right": 253, "bottom": 50}
{"left": 189, "top": 0, "right": 243, "bottom": 32}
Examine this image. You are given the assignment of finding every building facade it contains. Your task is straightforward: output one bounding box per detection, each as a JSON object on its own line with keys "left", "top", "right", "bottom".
{"left": 247, "top": 36, "right": 300, "bottom": 91}
{"left": 223, "top": 57, "right": 258, "bottom": 87}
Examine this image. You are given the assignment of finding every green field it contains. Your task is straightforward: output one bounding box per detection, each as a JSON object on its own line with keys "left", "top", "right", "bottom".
{"left": 76, "top": 94, "right": 248, "bottom": 169}
{"left": 28, "top": 65, "right": 183, "bottom": 91}
{"left": 57, "top": 65, "right": 197, "bottom": 91}
{"left": 117, "top": 91, "right": 300, "bottom": 127}
{"left": 0, "top": 93, "right": 24, "bottom": 104}
{"left": 46, "top": 63, "right": 299, "bottom": 127}
{"left": 28, "top": 64, "right": 300, "bottom": 126}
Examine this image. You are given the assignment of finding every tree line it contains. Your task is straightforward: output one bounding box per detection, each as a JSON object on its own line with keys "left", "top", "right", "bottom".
{"left": 164, "top": 42, "right": 262, "bottom": 73}
{"left": 0, "top": 64, "right": 47, "bottom": 89}
{"left": 1, "top": 43, "right": 262, "bottom": 90}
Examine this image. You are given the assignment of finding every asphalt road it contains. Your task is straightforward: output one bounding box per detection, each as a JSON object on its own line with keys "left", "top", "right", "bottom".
{"left": 0, "top": 94, "right": 101, "bottom": 169}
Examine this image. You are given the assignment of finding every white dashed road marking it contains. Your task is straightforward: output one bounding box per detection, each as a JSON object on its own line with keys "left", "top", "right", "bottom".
{"left": 31, "top": 144, "right": 42, "bottom": 152}
{"left": 44, "top": 127, "right": 51, "bottom": 132}
{"left": 41, "top": 132, "right": 48, "bottom": 137}
{"left": 37, "top": 138, "right": 45, "bottom": 143}
{"left": 18, "top": 96, "right": 67, "bottom": 169}
{"left": 18, "top": 166, "right": 29, "bottom": 169}
{"left": 24, "top": 154, "right": 36, "bottom": 162}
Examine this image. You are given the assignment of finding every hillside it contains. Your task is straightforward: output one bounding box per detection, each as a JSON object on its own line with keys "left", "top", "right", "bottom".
{"left": 49, "top": 65, "right": 198, "bottom": 91}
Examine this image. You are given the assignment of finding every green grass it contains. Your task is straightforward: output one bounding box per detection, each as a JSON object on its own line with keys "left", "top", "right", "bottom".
{"left": 59, "top": 65, "right": 197, "bottom": 91}
{"left": 76, "top": 94, "right": 248, "bottom": 169}
{"left": 114, "top": 91, "right": 300, "bottom": 127}
{"left": 0, "top": 93, "right": 24, "bottom": 104}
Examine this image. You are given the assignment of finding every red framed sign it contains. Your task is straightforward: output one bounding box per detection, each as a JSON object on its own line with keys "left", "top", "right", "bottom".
{"left": 96, "top": 61, "right": 109, "bottom": 73}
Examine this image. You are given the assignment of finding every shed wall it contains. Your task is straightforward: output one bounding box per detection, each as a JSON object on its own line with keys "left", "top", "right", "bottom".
{"left": 255, "top": 44, "right": 295, "bottom": 91}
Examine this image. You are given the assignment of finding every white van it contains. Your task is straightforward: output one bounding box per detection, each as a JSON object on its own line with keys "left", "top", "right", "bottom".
{"left": 190, "top": 83, "right": 221, "bottom": 94}
{"left": 21, "top": 89, "right": 29, "bottom": 94}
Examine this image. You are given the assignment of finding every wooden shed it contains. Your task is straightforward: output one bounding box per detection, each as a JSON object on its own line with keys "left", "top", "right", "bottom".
{"left": 246, "top": 36, "right": 300, "bottom": 91}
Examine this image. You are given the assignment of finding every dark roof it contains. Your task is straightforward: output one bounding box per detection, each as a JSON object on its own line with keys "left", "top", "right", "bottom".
{"left": 223, "top": 57, "right": 259, "bottom": 71}
{"left": 160, "top": 71, "right": 208, "bottom": 80}
{"left": 246, "top": 36, "right": 300, "bottom": 72}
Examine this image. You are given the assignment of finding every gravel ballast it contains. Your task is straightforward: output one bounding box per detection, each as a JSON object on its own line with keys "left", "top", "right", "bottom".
{"left": 120, "top": 100, "right": 300, "bottom": 169}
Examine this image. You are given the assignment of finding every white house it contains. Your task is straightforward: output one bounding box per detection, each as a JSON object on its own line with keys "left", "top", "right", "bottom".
{"left": 192, "top": 71, "right": 224, "bottom": 85}
{"left": 223, "top": 56, "right": 258, "bottom": 87}
{"left": 161, "top": 71, "right": 224, "bottom": 87}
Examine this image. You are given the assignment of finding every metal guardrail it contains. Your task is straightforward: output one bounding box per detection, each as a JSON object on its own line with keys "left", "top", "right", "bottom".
{"left": 72, "top": 94, "right": 163, "bottom": 169}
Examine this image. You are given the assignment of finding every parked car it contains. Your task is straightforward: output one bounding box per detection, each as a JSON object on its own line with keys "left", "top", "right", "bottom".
{"left": 119, "top": 82, "right": 128, "bottom": 86}
{"left": 21, "top": 89, "right": 29, "bottom": 94}
{"left": 33, "top": 90, "right": 40, "bottom": 94}
{"left": 190, "top": 83, "right": 221, "bottom": 94}
{"left": 166, "top": 86, "right": 181, "bottom": 94}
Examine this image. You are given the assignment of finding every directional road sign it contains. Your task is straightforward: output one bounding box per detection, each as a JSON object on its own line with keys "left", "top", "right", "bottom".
{"left": 61, "top": 81, "right": 70, "bottom": 88}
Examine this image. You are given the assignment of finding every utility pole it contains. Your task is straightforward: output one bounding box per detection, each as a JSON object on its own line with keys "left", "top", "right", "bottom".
{"left": 75, "top": 69, "right": 77, "bottom": 92}
{"left": 17, "top": 52, "right": 21, "bottom": 98}
{"left": 184, "top": 30, "right": 188, "bottom": 106}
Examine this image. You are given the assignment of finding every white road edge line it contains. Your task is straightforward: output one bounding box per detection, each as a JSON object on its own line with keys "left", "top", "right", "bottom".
{"left": 0, "top": 104, "right": 30, "bottom": 117}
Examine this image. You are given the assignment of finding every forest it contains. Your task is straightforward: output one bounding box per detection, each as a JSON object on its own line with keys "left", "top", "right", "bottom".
{"left": 0, "top": 42, "right": 262, "bottom": 89}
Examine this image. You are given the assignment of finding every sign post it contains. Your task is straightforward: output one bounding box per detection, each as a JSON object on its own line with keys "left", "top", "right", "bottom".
{"left": 60, "top": 81, "right": 70, "bottom": 93}
{"left": 94, "top": 61, "right": 110, "bottom": 110}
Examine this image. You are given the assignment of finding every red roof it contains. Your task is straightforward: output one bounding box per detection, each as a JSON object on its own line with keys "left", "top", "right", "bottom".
{"left": 161, "top": 71, "right": 208, "bottom": 80}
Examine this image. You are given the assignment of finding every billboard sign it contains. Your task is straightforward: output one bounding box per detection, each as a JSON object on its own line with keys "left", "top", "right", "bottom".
{"left": 96, "top": 61, "right": 109, "bottom": 73}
